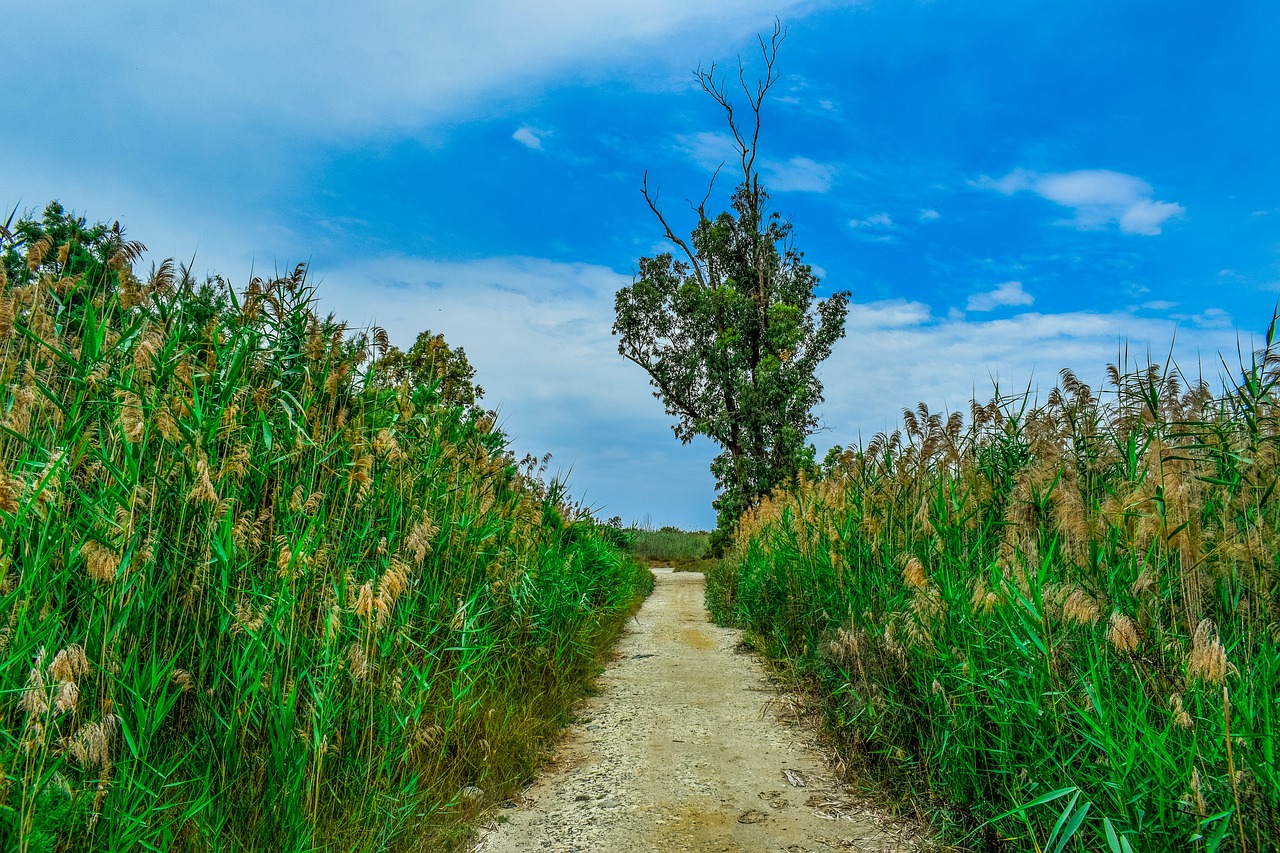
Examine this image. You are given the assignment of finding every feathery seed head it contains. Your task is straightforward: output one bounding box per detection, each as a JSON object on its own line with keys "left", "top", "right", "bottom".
{"left": 407, "top": 514, "right": 442, "bottom": 560}
{"left": 1187, "top": 619, "right": 1235, "bottom": 685}
{"left": 20, "top": 648, "right": 49, "bottom": 716}
{"left": 1106, "top": 611, "right": 1140, "bottom": 654}
{"left": 28, "top": 236, "right": 53, "bottom": 271}
{"left": 49, "top": 644, "right": 89, "bottom": 683}
{"left": 1061, "top": 589, "right": 1102, "bottom": 627}
{"left": 902, "top": 554, "right": 928, "bottom": 590}
{"left": 119, "top": 392, "right": 145, "bottom": 443}
{"left": 69, "top": 715, "right": 119, "bottom": 772}
{"left": 347, "top": 642, "right": 369, "bottom": 680}
{"left": 82, "top": 539, "right": 121, "bottom": 583}
{"left": 1169, "top": 694, "right": 1194, "bottom": 730}
{"left": 187, "top": 456, "right": 218, "bottom": 505}
{"left": 54, "top": 680, "right": 79, "bottom": 714}
{"left": 354, "top": 583, "right": 374, "bottom": 621}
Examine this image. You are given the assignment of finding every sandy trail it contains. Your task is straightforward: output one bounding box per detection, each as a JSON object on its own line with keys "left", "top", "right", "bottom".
{"left": 472, "top": 569, "right": 914, "bottom": 852}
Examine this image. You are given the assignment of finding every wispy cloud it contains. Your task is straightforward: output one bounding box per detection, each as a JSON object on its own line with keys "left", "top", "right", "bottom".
{"left": 4, "top": 2, "right": 836, "bottom": 136}
{"left": 981, "top": 168, "right": 1184, "bottom": 235}
{"left": 849, "top": 212, "right": 894, "bottom": 229}
{"left": 919, "top": 208, "right": 940, "bottom": 222}
{"left": 762, "top": 156, "right": 835, "bottom": 193}
{"left": 1171, "top": 306, "right": 1233, "bottom": 328}
{"left": 675, "top": 132, "right": 834, "bottom": 193}
{"left": 967, "top": 280, "right": 1033, "bottom": 312}
{"left": 512, "top": 126, "right": 547, "bottom": 150}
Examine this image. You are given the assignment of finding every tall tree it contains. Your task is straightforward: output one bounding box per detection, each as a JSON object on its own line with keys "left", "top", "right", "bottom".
{"left": 613, "top": 24, "right": 850, "bottom": 544}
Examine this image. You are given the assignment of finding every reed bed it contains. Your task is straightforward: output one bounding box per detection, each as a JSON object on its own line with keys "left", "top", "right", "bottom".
{"left": 0, "top": 208, "right": 652, "bottom": 852}
{"left": 710, "top": 330, "right": 1280, "bottom": 851}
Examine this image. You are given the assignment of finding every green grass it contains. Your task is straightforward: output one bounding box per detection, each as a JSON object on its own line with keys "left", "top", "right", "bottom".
{"left": 710, "top": 338, "right": 1280, "bottom": 852}
{"left": 0, "top": 214, "right": 653, "bottom": 852}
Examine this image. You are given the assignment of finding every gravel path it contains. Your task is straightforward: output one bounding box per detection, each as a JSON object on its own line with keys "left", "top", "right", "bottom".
{"left": 471, "top": 568, "right": 918, "bottom": 852}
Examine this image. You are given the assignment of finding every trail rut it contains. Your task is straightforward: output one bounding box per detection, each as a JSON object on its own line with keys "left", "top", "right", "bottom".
{"left": 472, "top": 569, "right": 919, "bottom": 852}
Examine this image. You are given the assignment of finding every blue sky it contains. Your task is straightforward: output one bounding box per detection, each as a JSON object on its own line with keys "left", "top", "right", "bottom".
{"left": 5, "top": 1, "right": 1278, "bottom": 529}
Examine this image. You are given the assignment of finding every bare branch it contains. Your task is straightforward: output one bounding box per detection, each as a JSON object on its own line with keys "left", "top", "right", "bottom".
{"left": 642, "top": 171, "right": 708, "bottom": 288}
{"left": 692, "top": 163, "right": 723, "bottom": 222}
{"left": 741, "top": 20, "right": 785, "bottom": 189}
{"left": 696, "top": 63, "right": 751, "bottom": 180}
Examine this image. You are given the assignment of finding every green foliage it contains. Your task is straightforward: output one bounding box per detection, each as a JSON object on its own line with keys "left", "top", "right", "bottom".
{"left": 711, "top": 337, "right": 1280, "bottom": 852}
{"left": 1, "top": 201, "right": 146, "bottom": 288}
{"left": 625, "top": 527, "right": 711, "bottom": 567}
{"left": 0, "top": 203, "right": 652, "bottom": 852}
{"left": 613, "top": 28, "right": 849, "bottom": 544}
{"left": 369, "top": 328, "right": 484, "bottom": 409}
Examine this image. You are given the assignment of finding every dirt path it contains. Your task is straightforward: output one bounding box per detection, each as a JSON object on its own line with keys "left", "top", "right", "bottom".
{"left": 472, "top": 569, "right": 918, "bottom": 852}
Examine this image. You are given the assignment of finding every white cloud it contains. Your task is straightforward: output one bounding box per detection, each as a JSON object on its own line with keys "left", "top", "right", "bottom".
{"left": 981, "top": 168, "right": 1184, "bottom": 235}
{"left": 676, "top": 131, "right": 737, "bottom": 172}
{"left": 849, "top": 212, "right": 894, "bottom": 229}
{"left": 317, "top": 254, "right": 719, "bottom": 527}
{"left": 3, "top": 2, "right": 836, "bottom": 136}
{"left": 1171, "top": 306, "right": 1233, "bottom": 328}
{"left": 761, "top": 156, "right": 835, "bottom": 193}
{"left": 919, "top": 208, "right": 940, "bottom": 222}
{"left": 967, "top": 280, "right": 1034, "bottom": 312}
{"left": 1118, "top": 199, "right": 1184, "bottom": 236}
{"left": 676, "top": 134, "right": 835, "bottom": 193}
{"left": 814, "top": 302, "right": 1247, "bottom": 451}
{"left": 512, "top": 126, "right": 546, "bottom": 150}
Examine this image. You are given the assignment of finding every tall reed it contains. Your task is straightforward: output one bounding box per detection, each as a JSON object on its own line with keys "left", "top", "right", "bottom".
{"left": 711, "top": 328, "right": 1280, "bottom": 851}
{"left": 0, "top": 205, "right": 651, "bottom": 852}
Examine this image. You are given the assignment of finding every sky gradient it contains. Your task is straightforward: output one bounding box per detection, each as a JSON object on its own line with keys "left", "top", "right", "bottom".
{"left": 6, "top": 1, "right": 1278, "bottom": 528}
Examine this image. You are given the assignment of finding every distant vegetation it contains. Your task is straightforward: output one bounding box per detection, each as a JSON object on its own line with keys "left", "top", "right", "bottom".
{"left": 710, "top": 336, "right": 1280, "bottom": 851}
{"left": 0, "top": 202, "right": 652, "bottom": 852}
{"left": 622, "top": 525, "right": 713, "bottom": 571}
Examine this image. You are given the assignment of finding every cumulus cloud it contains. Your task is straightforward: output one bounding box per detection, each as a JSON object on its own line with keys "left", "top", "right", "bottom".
{"left": 981, "top": 168, "right": 1184, "bottom": 235}
{"left": 919, "top": 208, "right": 940, "bottom": 221}
{"left": 512, "top": 126, "right": 546, "bottom": 150}
{"left": 967, "top": 281, "right": 1034, "bottom": 312}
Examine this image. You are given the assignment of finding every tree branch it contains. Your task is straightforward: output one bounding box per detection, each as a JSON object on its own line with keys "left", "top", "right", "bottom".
{"left": 618, "top": 346, "right": 731, "bottom": 447}
{"left": 642, "top": 171, "right": 707, "bottom": 288}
